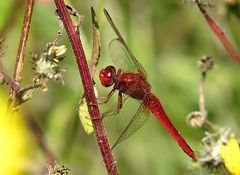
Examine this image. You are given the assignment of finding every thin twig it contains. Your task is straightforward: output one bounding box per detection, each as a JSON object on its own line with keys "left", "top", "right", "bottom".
{"left": 53, "top": 2, "right": 118, "bottom": 174}
{"left": 197, "top": 57, "right": 219, "bottom": 132}
{"left": 11, "top": 0, "right": 34, "bottom": 99}
{"left": 196, "top": 1, "right": 240, "bottom": 64}
{"left": 18, "top": 82, "right": 42, "bottom": 96}
{"left": 199, "top": 71, "right": 206, "bottom": 117}
{"left": 204, "top": 119, "right": 219, "bottom": 132}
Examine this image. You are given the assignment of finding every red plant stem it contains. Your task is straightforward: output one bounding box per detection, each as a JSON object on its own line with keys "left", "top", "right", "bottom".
{"left": 11, "top": 0, "right": 34, "bottom": 99}
{"left": 53, "top": 1, "right": 118, "bottom": 174}
{"left": 13, "top": 0, "right": 34, "bottom": 82}
{"left": 197, "top": 3, "right": 240, "bottom": 64}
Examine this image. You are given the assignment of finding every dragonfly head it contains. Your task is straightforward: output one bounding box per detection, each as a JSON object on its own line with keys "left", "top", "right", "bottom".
{"left": 99, "top": 66, "right": 116, "bottom": 87}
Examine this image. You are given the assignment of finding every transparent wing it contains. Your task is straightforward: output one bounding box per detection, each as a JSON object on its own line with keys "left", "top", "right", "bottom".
{"left": 102, "top": 80, "right": 150, "bottom": 149}
{"left": 109, "top": 38, "right": 147, "bottom": 78}
{"left": 108, "top": 38, "right": 137, "bottom": 74}
{"left": 111, "top": 101, "right": 150, "bottom": 150}
{"left": 104, "top": 8, "right": 147, "bottom": 77}
{"left": 102, "top": 93, "right": 131, "bottom": 128}
{"left": 102, "top": 94, "right": 150, "bottom": 150}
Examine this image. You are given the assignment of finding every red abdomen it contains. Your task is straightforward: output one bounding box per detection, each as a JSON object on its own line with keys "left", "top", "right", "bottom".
{"left": 145, "top": 94, "right": 196, "bottom": 160}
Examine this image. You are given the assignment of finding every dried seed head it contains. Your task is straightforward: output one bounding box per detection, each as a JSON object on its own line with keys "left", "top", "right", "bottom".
{"left": 35, "top": 58, "right": 55, "bottom": 78}
{"left": 32, "top": 53, "right": 39, "bottom": 61}
{"left": 187, "top": 111, "right": 206, "bottom": 128}
{"left": 55, "top": 45, "right": 67, "bottom": 56}
{"left": 48, "top": 45, "right": 67, "bottom": 59}
{"left": 32, "top": 43, "right": 66, "bottom": 84}
{"left": 198, "top": 128, "right": 231, "bottom": 168}
{"left": 197, "top": 56, "right": 214, "bottom": 73}
{"left": 46, "top": 162, "right": 70, "bottom": 175}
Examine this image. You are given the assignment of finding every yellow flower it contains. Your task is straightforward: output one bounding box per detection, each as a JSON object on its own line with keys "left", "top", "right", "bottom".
{"left": 220, "top": 134, "right": 240, "bottom": 175}
{"left": 0, "top": 89, "right": 30, "bottom": 175}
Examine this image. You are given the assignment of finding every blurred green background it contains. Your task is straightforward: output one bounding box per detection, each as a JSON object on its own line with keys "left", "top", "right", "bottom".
{"left": 0, "top": 0, "right": 240, "bottom": 174}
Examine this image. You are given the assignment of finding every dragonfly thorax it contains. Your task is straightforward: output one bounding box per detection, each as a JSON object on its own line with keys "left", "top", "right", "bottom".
{"left": 115, "top": 72, "right": 151, "bottom": 100}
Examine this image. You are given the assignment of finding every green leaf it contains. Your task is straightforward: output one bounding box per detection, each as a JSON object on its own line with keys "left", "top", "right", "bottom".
{"left": 78, "top": 96, "right": 94, "bottom": 134}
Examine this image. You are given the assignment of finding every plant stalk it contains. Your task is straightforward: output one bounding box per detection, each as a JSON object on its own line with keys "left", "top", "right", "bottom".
{"left": 10, "top": 0, "right": 34, "bottom": 102}
{"left": 53, "top": 1, "right": 118, "bottom": 174}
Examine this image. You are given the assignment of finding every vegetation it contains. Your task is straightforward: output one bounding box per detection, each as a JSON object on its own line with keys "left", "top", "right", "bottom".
{"left": 0, "top": 0, "right": 239, "bottom": 174}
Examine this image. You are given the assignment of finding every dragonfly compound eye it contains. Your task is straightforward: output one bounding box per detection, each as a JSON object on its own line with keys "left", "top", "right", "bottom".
{"left": 99, "top": 66, "right": 116, "bottom": 87}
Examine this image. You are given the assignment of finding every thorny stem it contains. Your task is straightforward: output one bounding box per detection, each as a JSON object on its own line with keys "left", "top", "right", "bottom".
{"left": 11, "top": 0, "right": 34, "bottom": 100}
{"left": 53, "top": 1, "right": 119, "bottom": 175}
{"left": 196, "top": 0, "right": 240, "bottom": 64}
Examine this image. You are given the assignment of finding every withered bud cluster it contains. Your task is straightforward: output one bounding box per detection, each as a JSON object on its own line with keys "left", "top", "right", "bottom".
{"left": 198, "top": 128, "right": 231, "bottom": 168}
{"left": 32, "top": 42, "right": 67, "bottom": 85}
{"left": 197, "top": 56, "right": 214, "bottom": 73}
{"left": 187, "top": 111, "right": 206, "bottom": 128}
{"left": 46, "top": 162, "right": 70, "bottom": 175}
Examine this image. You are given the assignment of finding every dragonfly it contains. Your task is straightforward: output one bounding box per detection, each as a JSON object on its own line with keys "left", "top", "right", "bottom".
{"left": 99, "top": 9, "right": 196, "bottom": 160}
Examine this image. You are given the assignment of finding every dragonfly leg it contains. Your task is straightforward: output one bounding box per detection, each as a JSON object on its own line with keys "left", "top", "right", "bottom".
{"left": 101, "top": 92, "right": 123, "bottom": 120}
{"left": 97, "top": 89, "right": 115, "bottom": 104}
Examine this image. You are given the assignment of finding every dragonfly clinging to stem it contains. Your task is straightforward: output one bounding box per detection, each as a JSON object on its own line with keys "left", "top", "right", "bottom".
{"left": 99, "top": 9, "right": 196, "bottom": 160}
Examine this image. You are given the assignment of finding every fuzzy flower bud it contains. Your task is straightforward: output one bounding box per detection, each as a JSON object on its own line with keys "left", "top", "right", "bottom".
{"left": 197, "top": 56, "right": 214, "bottom": 73}
{"left": 187, "top": 111, "right": 206, "bottom": 128}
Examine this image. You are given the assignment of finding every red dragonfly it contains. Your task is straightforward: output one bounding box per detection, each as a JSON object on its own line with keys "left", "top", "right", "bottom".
{"left": 99, "top": 9, "right": 196, "bottom": 160}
